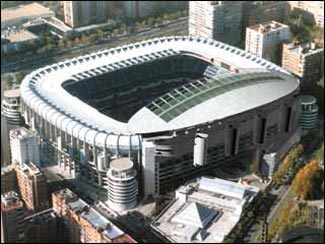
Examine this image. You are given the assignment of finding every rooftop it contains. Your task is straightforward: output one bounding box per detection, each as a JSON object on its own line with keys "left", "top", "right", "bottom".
{"left": 248, "top": 21, "right": 289, "bottom": 33}
{"left": 1, "top": 165, "right": 14, "bottom": 175}
{"left": 2, "top": 28, "right": 39, "bottom": 43}
{"left": 152, "top": 176, "right": 259, "bottom": 243}
{"left": 1, "top": 191, "right": 23, "bottom": 211}
{"left": 300, "top": 95, "right": 317, "bottom": 105}
{"left": 4, "top": 89, "right": 20, "bottom": 98}
{"left": 1, "top": 3, "right": 54, "bottom": 24}
{"left": 24, "top": 208, "right": 57, "bottom": 224}
{"left": 17, "top": 162, "right": 42, "bottom": 177}
{"left": 10, "top": 127, "right": 36, "bottom": 140}
{"left": 287, "top": 42, "right": 324, "bottom": 55}
{"left": 110, "top": 158, "right": 134, "bottom": 171}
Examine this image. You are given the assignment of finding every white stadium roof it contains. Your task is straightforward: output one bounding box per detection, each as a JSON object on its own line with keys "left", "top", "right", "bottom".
{"left": 20, "top": 36, "right": 299, "bottom": 148}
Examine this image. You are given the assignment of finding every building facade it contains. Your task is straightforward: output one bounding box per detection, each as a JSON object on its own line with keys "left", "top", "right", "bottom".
{"left": 282, "top": 42, "right": 324, "bottom": 90}
{"left": 124, "top": 1, "right": 155, "bottom": 19}
{"left": 1, "top": 165, "right": 18, "bottom": 194}
{"left": 1, "top": 191, "right": 25, "bottom": 243}
{"left": 63, "top": 1, "right": 108, "bottom": 28}
{"left": 189, "top": 1, "right": 243, "bottom": 45}
{"left": 52, "top": 188, "right": 136, "bottom": 243}
{"left": 10, "top": 127, "right": 40, "bottom": 166}
{"left": 1, "top": 115, "right": 11, "bottom": 167}
{"left": 24, "top": 208, "right": 67, "bottom": 243}
{"left": 2, "top": 89, "right": 24, "bottom": 126}
{"left": 299, "top": 95, "right": 318, "bottom": 133}
{"left": 15, "top": 162, "right": 49, "bottom": 212}
{"left": 246, "top": 21, "right": 292, "bottom": 64}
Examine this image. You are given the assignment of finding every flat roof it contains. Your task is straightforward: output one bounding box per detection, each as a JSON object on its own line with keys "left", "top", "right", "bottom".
{"left": 1, "top": 3, "right": 54, "bottom": 24}
{"left": 4, "top": 89, "right": 20, "bottom": 98}
{"left": 2, "top": 29, "right": 39, "bottom": 43}
{"left": 248, "top": 20, "right": 289, "bottom": 34}
{"left": 152, "top": 176, "right": 259, "bottom": 243}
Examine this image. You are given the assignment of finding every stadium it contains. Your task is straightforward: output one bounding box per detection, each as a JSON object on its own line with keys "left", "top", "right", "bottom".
{"left": 20, "top": 36, "right": 300, "bottom": 205}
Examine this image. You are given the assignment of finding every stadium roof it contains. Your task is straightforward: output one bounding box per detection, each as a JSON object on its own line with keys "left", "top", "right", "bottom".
{"left": 21, "top": 36, "right": 299, "bottom": 146}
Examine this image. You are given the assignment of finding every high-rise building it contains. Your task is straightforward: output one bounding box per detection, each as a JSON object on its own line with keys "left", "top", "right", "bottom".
{"left": 124, "top": 1, "right": 156, "bottom": 19}
{"left": 14, "top": 162, "right": 49, "bottom": 213}
{"left": 245, "top": 21, "right": 291, "bottom": 64}
{"left": 1, "top": 165, "right": 17, "bottom": 194}
{"left": 1, "top": 89, "right": 24, "bottom": 126}
{"left": 1, "top": 114, "right": 11, "bottom": 167}
{"left": 290, "top": 1, "right": 324, "bottom": 28}
{"left": 189, "top": 1, "right": 243, "bottom": 45}
{"left": 1, "top": 191, "right": 25, "bottom": 243}
{"left": 52, "top": 188, "right": 136, "bottom": 243}
{"left": 24, "top": 208, "right": 68, "bottom": 243}
{"left": 63, "top": 1, "right": 108, "bottom": 28}
{"left": 282, "top": 42, "right": 324, "bottom": 90}
{"left": 10, "top": 127, "right": 40, "bottom": 166}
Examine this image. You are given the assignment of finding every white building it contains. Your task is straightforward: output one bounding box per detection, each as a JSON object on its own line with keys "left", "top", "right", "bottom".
{"left": 189, "top": 1, "right": 243, "bottom": 45}
{"left": 9, "top": 127, "right": 40, "bottom": 166}
{"left": 1, "top": 89, "right": 24, "bottom": 126}
{"left": 245, "top": 21, "right": 291, "bottom": 64}
{"left": 152, "top": 176, "right": 259, "bottom": 243}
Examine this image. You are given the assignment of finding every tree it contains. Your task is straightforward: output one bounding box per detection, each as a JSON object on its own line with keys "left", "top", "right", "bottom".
{"left": 292, "top": 160, "right": 323, "bottom": 199}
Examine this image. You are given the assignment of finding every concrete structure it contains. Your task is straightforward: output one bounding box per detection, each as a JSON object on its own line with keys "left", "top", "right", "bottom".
{"left": 246, "top": 21, "right": 291, "bottom": 64}
{"left": 124, "top": 1, "right": 156, "bottom": 19}
{"left": 290, "top": 1, "right": 324, "bottom": 28}
{"left": 1, "top": 3, "right": 55, "bottom": 29}
{"left": 10, "top": 127, "right": 40, "bottom": 166}
{"left": 1, "top": 165, "right": 17, "bottom": 194}
{"left": 282, "top": 42, "right": 324, "bottom": 90}
{"left": 1, "top": 115, "right": 11, "bottom": 167}
{"left": 52, "top": 188, "right": 136, "bottom": 243}
{"left": 21, "top": 36, "right": 300, "bottom": 204}
{"left": 1, "top": 27, "right": 40, "bottom": 54}
{"left": 189, "top": 1, "right": 243, "bottom": 46}
{"left": 63, "top": 1, "right": 108, "bottom": 28}
{"left": 1, "top": 89, "right": 23, "bottom": 126}
{"left": 24, "top": 208, "right": 66, "bottom": 243}
{"left": 299, "top": 95, "right": 318, "bottom": 133}
{"left": 1, "top": 191, "right": 25, "bottom": 243}
{"left": 14, "top": 162, "right": 49, "bottom": 212}
{"left": 152, "top": 176, "right": 259, "bottom": 243}
{"left": 107, "top": 158, "right": 138, "bottom": 211}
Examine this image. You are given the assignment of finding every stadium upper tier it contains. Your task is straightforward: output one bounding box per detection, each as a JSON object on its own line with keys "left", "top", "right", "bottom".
{"left": 20, "top": 36, "right": 299, "bottom": 148}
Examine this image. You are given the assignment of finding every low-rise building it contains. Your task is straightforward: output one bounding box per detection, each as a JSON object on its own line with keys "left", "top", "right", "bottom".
{"left": 299, "top": 95, "right": 319, "bottom": 134}
{"left": 52, "top": 188, "right": 136, "bottom": 243}
{"left": 1, "top": 2, "right": 55, "bottom": 29}
{"left": 152, "top": 176, "right": 259, "bottom": 243}
{"left": 24, "top": 208, "right": 68, "bottom": 243}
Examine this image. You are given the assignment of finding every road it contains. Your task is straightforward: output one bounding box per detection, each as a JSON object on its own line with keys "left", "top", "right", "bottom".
{"left": 1, "top": 18, "right": 188, "bottom": 74}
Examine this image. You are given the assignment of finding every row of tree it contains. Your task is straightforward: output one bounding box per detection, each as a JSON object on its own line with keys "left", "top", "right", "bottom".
{"left": 273, "top": 143, "right": 304, "bottom": 184}
{"left": 292, "top": 159, "right": 324, "bottom": 200}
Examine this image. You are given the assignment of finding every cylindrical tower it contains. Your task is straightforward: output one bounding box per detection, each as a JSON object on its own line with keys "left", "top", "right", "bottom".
{"left": 299, "top": 95, "right": 318, "bottom": 133}
{"left": 2, "top": 89, "right": 23, "bottom": 126}
{"left": 107, "top": 158, "right": 138, "bottom": 211}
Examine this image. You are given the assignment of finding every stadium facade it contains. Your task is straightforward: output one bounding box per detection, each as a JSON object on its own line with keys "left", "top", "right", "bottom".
{"left": 20, "top": 36, "right": 300, "bottom": 203}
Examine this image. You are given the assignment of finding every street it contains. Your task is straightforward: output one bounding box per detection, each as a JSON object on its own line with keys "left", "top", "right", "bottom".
{"left": 1, "top": 17, "right": 188, "bottom": 74}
